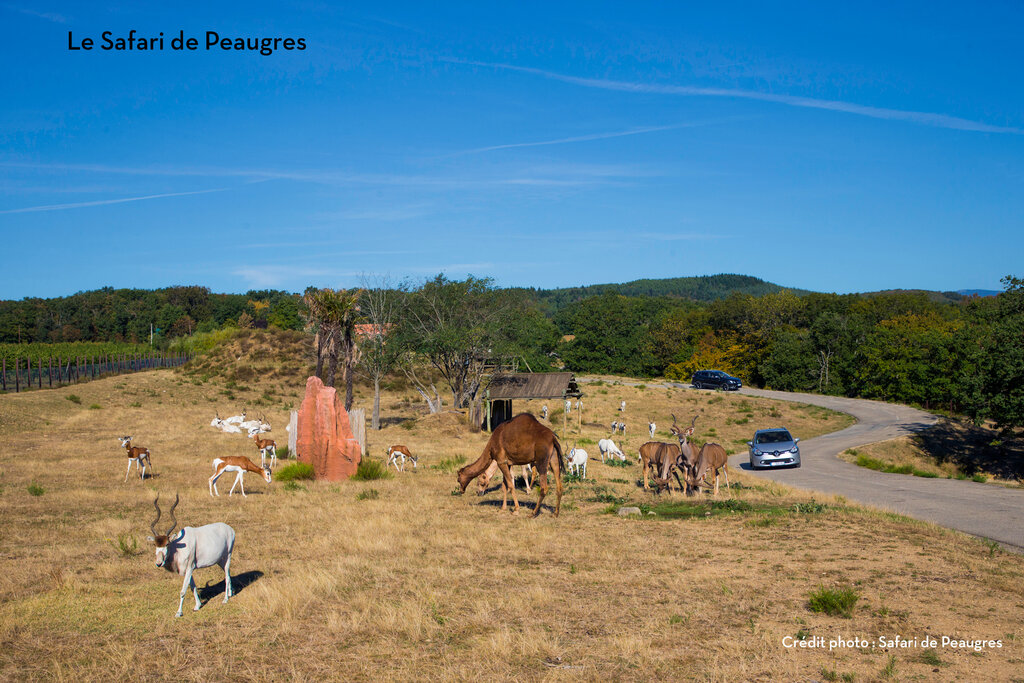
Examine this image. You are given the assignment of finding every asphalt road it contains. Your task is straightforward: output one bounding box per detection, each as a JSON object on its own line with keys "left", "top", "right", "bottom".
{"left": 703, "top": 386, "right": 1024, "bottom": 551}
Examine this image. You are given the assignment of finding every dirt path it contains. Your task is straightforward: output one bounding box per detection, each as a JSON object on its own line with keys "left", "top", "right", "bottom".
{"left": 704, "top": 386, "right": 1024, "bottom": 551}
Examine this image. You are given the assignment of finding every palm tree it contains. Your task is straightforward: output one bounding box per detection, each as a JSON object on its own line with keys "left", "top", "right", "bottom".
{"left": 304, "top": 288, "right": 362, "bottom": 409}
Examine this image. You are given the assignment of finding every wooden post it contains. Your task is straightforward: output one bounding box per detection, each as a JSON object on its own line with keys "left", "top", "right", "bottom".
{"left": 351, "top": 408, "right": 367, "bottom": 457}
{"left": 48, "top": 357, "right": 53, "bottom": 387}
{"left": 288, "top": 410, "right": 298, "bottom": 458}
{"left": 1, "top": 358, "right": 5, "bottom": 392}
{"left": 485, "top": 390, "right": 491, "bottom": 432}
{"left": 578, "top": 399, "right": 582, "bottom": 432}
{"left": 15, "top": 358, "right": 19, "bottom": 392}
{"left": 38, "top": 357, "right": 42, "bottom": 388}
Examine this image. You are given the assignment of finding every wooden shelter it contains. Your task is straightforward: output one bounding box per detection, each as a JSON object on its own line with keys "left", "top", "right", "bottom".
{"left": 484, "top": 372, "right": 583, "bottom": 431}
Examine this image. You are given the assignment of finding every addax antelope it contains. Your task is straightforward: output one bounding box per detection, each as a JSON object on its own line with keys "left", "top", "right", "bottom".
{"left": 119, "top": 435, "right": 153, "bottom": 482}
{"left": 250, "top": 429, "right": 277, "bottom": 469}
{"left": 147, "top": 493, "right": 236, "bottom": 618}
{"left": 210, "top": 456, "right": 272, "bottom": 497}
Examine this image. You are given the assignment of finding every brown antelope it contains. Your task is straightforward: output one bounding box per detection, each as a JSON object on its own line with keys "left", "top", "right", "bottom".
{"left": 209, "top": 456, "right": 272, "bottom": 497}
{"left": 119, "top": 435, "right": 153, "bottom": 482}
{"left": 148, "top": 493, "right": 236, "bottom": 618}
{"left": 669, "top": 414, "right": 700, "bottom": 494}
{"left": 639, "top": 441, "right": 684, "bottom": 493}
{"left": 385, "top": 445, "right": 418, "bottom": 472}
{"left": 250, "top": 430, "right": 277, "bottom": 469}
{"left": 457, "top": 413, "right": 564, "bottom": 517}
{"left": 691, "top": 443, "right": 730, "bottom": 496}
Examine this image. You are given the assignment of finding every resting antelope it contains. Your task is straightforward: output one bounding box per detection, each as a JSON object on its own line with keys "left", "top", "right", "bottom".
{"left": 250, "top": 429, "right": 277, "bottom": 469}
{"left": 210, "top": 456, "right": 272, "bottom": 497}
{"left": 691, "top": 443, "right": 730, "bottom": 496}
{"left": 119, "top": 435, "right": 153, "bottom": 481}
{"left": 224, "top": 410, "right": 246, "bottom": 425}
{"left": 385, "top": 445, "right": 418, "bottom": 472}
{"left": 147, "top": 493, "right": 236, "bottom": 618}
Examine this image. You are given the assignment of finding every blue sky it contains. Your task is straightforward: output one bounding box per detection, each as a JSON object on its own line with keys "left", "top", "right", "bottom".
{"left": 2, "top": 2, "right": 1021, "bottom": 299}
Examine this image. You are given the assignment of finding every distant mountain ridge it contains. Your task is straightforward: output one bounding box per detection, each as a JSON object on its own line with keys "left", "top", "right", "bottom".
{"left": 522, "top": 273, "right": 811, "bottom": 311}
{"left": 957, "top": 289, "right": 1000, "bottom": 298}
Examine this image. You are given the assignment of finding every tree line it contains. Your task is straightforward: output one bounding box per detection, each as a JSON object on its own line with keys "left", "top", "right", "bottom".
{"left": 5, "top": 275, "right": 1021, "bottom": 431}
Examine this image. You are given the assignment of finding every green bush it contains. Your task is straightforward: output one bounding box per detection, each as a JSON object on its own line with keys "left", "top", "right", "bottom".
{"left": 88, "top": 404, "right": 102, "bottom": 410}
{"left": 356, "top": 488, "right": 379, "bottom": 501}
{"left": 109, "top": 532, "right": 140, "bottom": 558}
{"left": 431, "top": 456, "right": 466, "bottom": 473}
{"left": 351, "top": 458, "right": 393, "bottom": 481}
{"left": 807, "top": 585, "right": 859, "bottom": 618}
{"left": 282, "top": 480, "right": 307, "bottom": 492}
{"left": 972, "top": 473, "right": 988, "bottom": 483}
{"left": 27, "top": 483, "right": 44, "bottom": 496}
{"left": 274, "top": 462, "right": 315, "bottom": 482}
{"left": 605, "top": 457, "right": 632, "bottom": 468}
{"left": 65, "top": 394, "right": 81, "bottom": 404}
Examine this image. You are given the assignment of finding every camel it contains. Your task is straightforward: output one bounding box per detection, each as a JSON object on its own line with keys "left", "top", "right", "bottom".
{"left": 457, "top": 413, "right": 564, "bottom": 517}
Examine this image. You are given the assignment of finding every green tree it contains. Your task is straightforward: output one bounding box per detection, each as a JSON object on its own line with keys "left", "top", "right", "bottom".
{"left": 304, "top": 288, "right": 362, "bottom": 409}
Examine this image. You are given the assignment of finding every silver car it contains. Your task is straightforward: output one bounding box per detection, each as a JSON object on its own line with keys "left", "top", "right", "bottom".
{"left": 748, "top": 428, "right": 801, "bottom": 469}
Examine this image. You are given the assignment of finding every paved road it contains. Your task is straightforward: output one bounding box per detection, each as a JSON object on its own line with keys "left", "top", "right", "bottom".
{"left": 711, "top": 386, "right": 1024, "bottom": 551}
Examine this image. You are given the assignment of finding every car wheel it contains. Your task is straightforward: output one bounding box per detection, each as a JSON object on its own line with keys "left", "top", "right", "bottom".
{"left": 749, "top": 459, "right": 756, "bottom": 470}
{"left": 693, "top": 382, "right": 701, "bottom": 389}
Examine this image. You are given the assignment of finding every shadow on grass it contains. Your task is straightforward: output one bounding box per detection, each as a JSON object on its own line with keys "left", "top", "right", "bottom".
{"left": 915, "top": 418, "right": 1024, "bottom": 480}
{"left": 199, "top": 569, "right": 264, "bottom": 604}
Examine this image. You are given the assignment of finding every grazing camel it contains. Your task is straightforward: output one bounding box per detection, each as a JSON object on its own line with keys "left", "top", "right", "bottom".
{"left": 457, "top": 413, "right": 564, "bottom": 517}
{"left": 691, "top": 443, "right": 730, "bottom": 496}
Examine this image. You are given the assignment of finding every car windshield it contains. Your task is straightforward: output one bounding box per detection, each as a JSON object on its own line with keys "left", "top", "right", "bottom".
{"left": 755, "top": 431, "right": 792, "bottom": 444}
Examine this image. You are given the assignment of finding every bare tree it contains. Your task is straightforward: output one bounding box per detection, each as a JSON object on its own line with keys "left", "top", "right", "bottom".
{"left": 357, "top": 277, "right": 405, "bottom": 429}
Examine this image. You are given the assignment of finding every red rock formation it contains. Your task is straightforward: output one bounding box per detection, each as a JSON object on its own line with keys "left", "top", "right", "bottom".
{"left": 296, "top": 376, "right": 362, "bottom": 481}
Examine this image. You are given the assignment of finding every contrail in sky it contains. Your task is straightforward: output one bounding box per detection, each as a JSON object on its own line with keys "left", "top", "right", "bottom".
{"left": 0, "top": 187, "right": 228, "bottom": 214}
{"left": 455, "top": 60, "right": 1022, "bottom": 135}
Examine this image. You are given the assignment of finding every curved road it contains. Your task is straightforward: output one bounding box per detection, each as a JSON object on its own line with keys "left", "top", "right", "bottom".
{"left": 722, "top": 387, "right": 1024, "bottom": 551}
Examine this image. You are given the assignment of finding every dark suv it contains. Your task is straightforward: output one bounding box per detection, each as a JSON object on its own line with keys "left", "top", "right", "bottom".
{"left": 691, "top": 370, "right": 742, "bottom": 391}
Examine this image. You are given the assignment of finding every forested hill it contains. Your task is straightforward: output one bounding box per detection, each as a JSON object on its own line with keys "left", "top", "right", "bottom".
{"left": 518, "top": 274, "right": 812, "bottom": 312}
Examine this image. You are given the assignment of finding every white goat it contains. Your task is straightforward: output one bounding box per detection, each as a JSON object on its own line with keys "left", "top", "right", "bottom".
{"left": 567, "top": 448, "right": 588, "bottom": 479}
{"left": 598, "top": 438, "right": 625, "bottom": 463}
{"left": 147, "top": 494, "right": 236, "bottom": 618}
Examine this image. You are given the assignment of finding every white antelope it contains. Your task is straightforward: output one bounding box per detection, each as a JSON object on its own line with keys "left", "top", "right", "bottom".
{"left": 224, "top": 410, "right": 246, "bottom": 425}
{"left": 619, "top": 400, "right": 626, "bottom": 412}
{"left": 598, "top": 438, "right": 625, "bottom": 463}
{"left": 386, "top": 445, "right": 418, "bottom": 472}
{"left": 148, "top": 493, "right": 236, "bottom": 618}
{"left": 210, "top": 456, "right": 272, "bottom": 497}
{"left": 540, "top": 404, "right": 548, "bottom": 420}
{"left": 649, "top": 421, "right": 656, "bottom": 438}
{"left": 119, "top": 435, "right": 153, "bottom": 481}
{"left": 567, "top": 447, "right": 588, "bottom": 479}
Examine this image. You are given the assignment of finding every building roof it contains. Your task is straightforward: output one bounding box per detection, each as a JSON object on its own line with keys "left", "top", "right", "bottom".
{"left": 485, "top": 372, "right": 582, "bottom": 400}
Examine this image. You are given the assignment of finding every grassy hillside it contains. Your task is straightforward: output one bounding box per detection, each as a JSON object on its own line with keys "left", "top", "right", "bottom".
{"left": 0, "top": 338, "right": 1020, "bottom": 680}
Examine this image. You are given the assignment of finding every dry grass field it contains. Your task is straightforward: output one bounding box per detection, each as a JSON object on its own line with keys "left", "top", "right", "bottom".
{"left": 2, "top": 341, "right": 1023, "bottom": 681}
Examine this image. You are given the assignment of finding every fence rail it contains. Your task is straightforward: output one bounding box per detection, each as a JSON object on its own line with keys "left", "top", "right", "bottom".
{"left": 0, "top": 352, "right": 191, "bottom": 393}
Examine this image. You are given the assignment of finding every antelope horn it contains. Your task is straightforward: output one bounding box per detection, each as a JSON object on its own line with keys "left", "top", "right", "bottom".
{"left": 165, "top": 493, "right": 179, "bottom": 537}
{"left": 671, "top": 413, "right": 677, "bottom": 425}
{"left": 690, "top": 415, "right": 698, "bottom": 428}
{"left": 150, "top": 493, "right": 162, "bottom": 536}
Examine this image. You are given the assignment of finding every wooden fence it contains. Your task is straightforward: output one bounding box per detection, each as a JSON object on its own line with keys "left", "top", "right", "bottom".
{"left": 0, "top": 352, "right": 191, "bottom": 393}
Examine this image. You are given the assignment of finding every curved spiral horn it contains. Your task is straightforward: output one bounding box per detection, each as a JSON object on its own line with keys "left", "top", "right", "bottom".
{"left": 150, "top": 493, "right": 162, "bottom": 536}
{"left": 165, "top": 493, "right": 179, "bottom": 537}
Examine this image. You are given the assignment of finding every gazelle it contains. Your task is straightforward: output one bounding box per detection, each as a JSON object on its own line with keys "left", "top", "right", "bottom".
{"left": 250, "top": 429, "right": 277, "bottom": 469}
{"left": 224, "top": 410, "right": 246, "bottom": 425}
{"left": 209, "top": 456, "right": 272, "bottom": 497}
{"left": 147, "top": 493, "right": 236, "bottom": 618}
{"left": 386, "top": 445, "right": 418, "bottom": 472}
{"left": 119, "top": 435, "right": 153, "bottom": 482}
{"left": 649, "top": 421, "right": 656, "bottom": 438}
